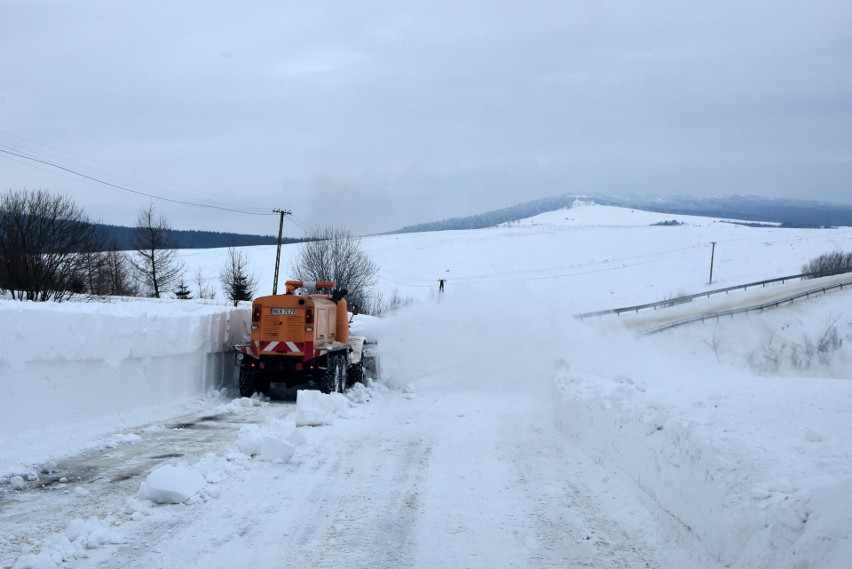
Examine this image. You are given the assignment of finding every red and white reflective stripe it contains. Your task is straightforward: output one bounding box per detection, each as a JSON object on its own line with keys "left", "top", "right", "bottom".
{"left": 237, "top": 340, "right": 319, "bottom": 360}
{"left": 254, "top": 340, "right": 303, "bottom": 354}
{"left": 261, "top": 341, "right": 300, "bottom": 353}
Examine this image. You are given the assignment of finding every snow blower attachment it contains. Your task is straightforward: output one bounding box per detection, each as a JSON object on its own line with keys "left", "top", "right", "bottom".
{"left": 233, "top": 280, "right": 371, "bottom": 396}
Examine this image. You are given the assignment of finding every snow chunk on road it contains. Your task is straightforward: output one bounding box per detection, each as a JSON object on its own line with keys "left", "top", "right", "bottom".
{"left": 293, "top": 390, "right": 350, "bottom": 427}
{"left": 235, "top": 425, "right": 296, "bottom": 463}
{"left": 214, "top": 396, "right": 259, "bottom": 414}
{"left": 259, "top": 435, "right": 296, "bottom": 463}
{"left": 65, "top": 516, "right": 124, "bottom": 550}
{"left": 12, "top": 516, "right": 124, "bottom": 569}
{"left": 138, "top": 463, "right": 206, "bottom": 504}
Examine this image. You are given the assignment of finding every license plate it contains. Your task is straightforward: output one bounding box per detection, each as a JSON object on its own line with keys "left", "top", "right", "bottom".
{"left": 270, "top": 308, "right": 296, "bottom": 315}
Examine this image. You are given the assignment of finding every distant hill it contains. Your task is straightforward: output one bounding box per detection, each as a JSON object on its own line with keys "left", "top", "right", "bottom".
{"left": 389, "top": 195, "right": 852, "bottom": 234}
{"left": 98, "top": 194, "right": 852, "bottom": 248}
{"left": 96, "top": 223, "right": 292, "bottom": 250}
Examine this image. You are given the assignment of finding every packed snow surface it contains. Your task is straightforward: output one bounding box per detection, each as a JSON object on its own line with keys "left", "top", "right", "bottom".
{"left": 2, "top": 203, "right": 852, "bottom": 568}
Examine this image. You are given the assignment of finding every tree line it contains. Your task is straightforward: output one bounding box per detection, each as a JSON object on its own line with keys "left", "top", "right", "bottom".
{"left": 0, "top": 189, "right": 392, "bottom": 315}
{"left": 0, "top": 189, "right": 257, "bottom": 305}
{"left": 93, "top": 224, "right": 285, "bottom": 250}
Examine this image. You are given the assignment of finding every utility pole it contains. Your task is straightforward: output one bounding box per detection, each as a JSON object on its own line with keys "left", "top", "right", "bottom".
{"left": 708, "top": 241, "right": 717, "bottom": 285}
{"left": 272, "top": 209, "right": 291, "bottom": 294}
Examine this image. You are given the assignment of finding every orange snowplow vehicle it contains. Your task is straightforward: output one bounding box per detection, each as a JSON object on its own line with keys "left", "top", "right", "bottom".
{"left": 233, "top": 280, "right": 371, "bottom": 396}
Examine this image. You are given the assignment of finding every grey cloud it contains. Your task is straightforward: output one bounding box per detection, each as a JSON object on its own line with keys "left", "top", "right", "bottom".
{"left": 1, "top": 1, "right": 851, "bottom": 235}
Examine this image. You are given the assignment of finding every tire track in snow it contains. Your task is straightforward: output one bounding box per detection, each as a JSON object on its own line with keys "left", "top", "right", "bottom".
{"left": 508, "top": 422, "right": 653, "bottom": 568}
{"left": 404, "top": 390, "right": 657, "bottom": 568}
{"left": 272, "top": 399, "right": 434, "bottom": 568}
{"left": 5, "top": 388, "right": 679, "bottom": 568}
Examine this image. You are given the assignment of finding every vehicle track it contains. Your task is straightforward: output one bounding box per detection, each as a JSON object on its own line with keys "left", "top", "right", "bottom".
{"left": 4, "top": 389, "right": 692, "bottom": 569}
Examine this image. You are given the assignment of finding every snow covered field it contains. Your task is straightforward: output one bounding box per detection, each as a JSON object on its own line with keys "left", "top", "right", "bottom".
{"left": 2, "top": 203, "right": 852, "bottom": 568}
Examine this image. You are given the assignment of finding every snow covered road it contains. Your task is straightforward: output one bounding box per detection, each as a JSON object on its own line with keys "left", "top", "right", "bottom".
{"left": 618, "top": 272, "right": 852, "bottom": 332}
{"left": 3, "top": 386, "right": 688, "bottom": 569}
{"left": 281, "top": 388, "right": 659, "bottom": 569}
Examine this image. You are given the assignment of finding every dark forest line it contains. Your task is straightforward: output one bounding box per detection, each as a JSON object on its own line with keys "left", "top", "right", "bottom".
{"left": 98, "top": 223, "right": 293, "bottom": 250}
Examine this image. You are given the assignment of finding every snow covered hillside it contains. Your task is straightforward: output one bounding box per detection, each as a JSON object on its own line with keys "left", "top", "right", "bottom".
{"left": 2, "top": 203, "right": 852, "bottom": 568}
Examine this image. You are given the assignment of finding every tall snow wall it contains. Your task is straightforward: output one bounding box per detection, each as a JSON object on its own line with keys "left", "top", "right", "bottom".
{"left": 552, "top": 364, "right": 852, "bottom": 569}
{"left": 0, "top": 299, "right": 249, "bottom": 464}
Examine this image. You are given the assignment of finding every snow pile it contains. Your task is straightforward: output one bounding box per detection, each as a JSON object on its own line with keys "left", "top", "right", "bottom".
{"left": 12, "top": 516, "right": 124, "bottom": 569}
{"left": 135, "top": 453, "right": 247, "bottom": 506}
{"left": 235, "top": 424, "right": 298, "bottom": 462}
{"left": 9, "top": 475, "right": 27, "bottom": 490}
{"left": 293, "top": 389, "right": 351, "bottom": 427}
{"left": 552, "top": 358, "right": 852, "bottom": 568}
{"left": 344, "top": 380, "right": 380, "bottom": 403}
{"left": 213, "top": 395, "right": 259, "bottom": 414}
{"left": 135, "top": 392, "right": 353, "bottom": 506}
{"left": 138, "top": 463, "right": 207, "bottom": 504}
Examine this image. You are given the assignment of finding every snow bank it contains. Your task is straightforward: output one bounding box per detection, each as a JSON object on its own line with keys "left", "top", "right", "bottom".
{"left": 0, "top": 299, "right": 249, "bottom": 471}
{"left": 552, "top": 360, "right": 852, "bottom": 569}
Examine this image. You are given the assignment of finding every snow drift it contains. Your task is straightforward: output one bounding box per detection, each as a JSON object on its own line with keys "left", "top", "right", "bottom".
{"left": 0, "top": 299, "right": 249, "bottom": 471}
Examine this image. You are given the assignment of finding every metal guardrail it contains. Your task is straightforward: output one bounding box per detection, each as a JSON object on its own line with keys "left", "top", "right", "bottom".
{"left": 574, "top": 269, "right": 852, "bottom": 320}
{"left": 642, "top": 280, "right": 852, "bottom": 334}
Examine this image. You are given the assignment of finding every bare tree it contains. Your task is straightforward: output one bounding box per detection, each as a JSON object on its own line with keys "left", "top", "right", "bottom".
{"left": 80, "top": 248, "right": 109, "bottom": 296}
{"left": 364, "top": 288, "right": 415, "bottom": 317}
{"left": 80, "top": 237, "right": 138, "bottom": 297}
{"left": 290, "top": 226, "right": 378, "bottom": 313}
{"left": 0, "top": 189, "right": 105, "bottom": 301}
{"left": 193, "top": 266, "right": 216, "bottom": 299}
{"left": 102, "top": 239, "right": 138, "bottom": 296}
{"left": 219, "top": 247, "right": 257, "bottom": 306}
{"left": 129, "top": 204, "right": 184, "bottom": 298}
{"left": 802, "top": 250, "right": 852, "bottom": 278}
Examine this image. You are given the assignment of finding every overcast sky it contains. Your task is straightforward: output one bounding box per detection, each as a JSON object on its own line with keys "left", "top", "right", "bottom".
{"left": 2, "top": 1, "right": 851, "bottom": 236}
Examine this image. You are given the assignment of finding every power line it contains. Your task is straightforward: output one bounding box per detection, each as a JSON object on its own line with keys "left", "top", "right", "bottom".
{"left": 0, "top": 133, "right": 251, "bottom": 213}
{"left": 286, "top": 214, "right": 313, "bottom": 235}
{"left": 0, "top": 144, "right": 276, "bottom": 217}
